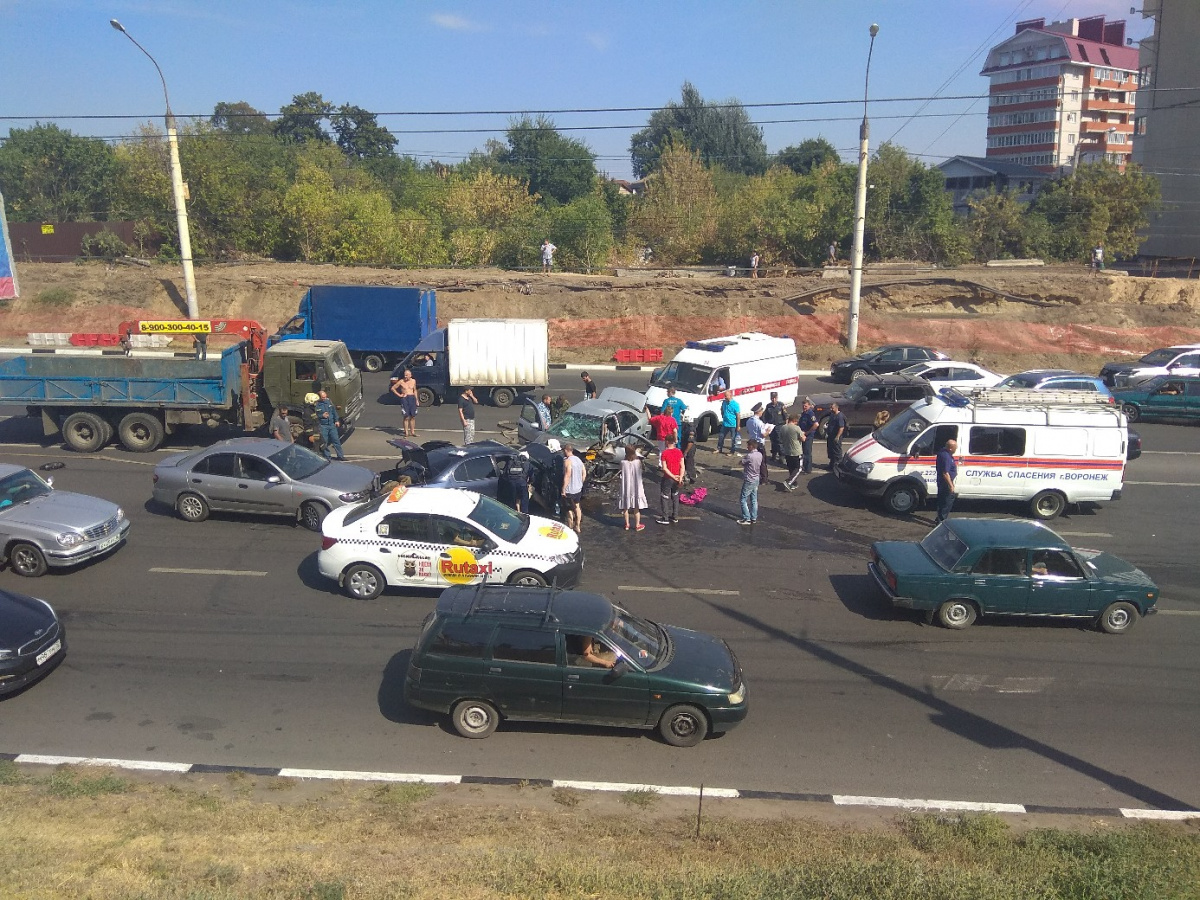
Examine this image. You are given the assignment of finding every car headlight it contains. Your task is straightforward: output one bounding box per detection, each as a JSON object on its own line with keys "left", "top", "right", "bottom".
{"left": 339, "top": 490, "right": 370, "bottom": 502}
{"left": 854, "top": 462, "right": 874, "bottom": 476}
{"left": 56, "top": 532, "right": 83, "bottom": 547}
{"left": 116, "top": 507, "right": 125, "bottom": 521}
{"left": 0, "top": 648, "right": 13, "bottom": 660}
{"left": 727, "top": 684, "right": 746, "bottom": 705}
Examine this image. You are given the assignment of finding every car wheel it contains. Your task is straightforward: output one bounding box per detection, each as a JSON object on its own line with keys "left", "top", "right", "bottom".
{"left": 816, "top": 416, "right": 831, "bottom": 439}
{"left": 343, "top": 563, "right": 385, "bottom": 600}
{"left": 509, "top": 569, "right": 548, "bottom": 587}
{"left": 883, "top": 482, "right": 921, "bottom": 515}
{"left": 300, "top": 501, "right": 328, "bottom": 531}
{"left": 1121, "top": 403, "right": 1141, "bottom": 423}
{"left": 1098, "top": 600, "right": 1139, "bottom": 635}
{"left": 1029, "top": 490, "right": 1066, "bottom": 520}
{"left": 491, "top": 387, "right": 515, "bottom": 408}
{"left": 452, "top": 699, "right": 499, "bottom": 739}
{"left": 176, "top": 492, "right": 209, "bottom": 523}
{"left": 8, "top": 542, "right": 48, "bottom": 577}
{"left": 658, "top": 704, "right": 709, "bottom": 748}
{"left": 361, "top": 353, "right": 385, "bottom": 373}
{"left": 61, "top": 411, "right": 109, "bottom": 452}
{"left": 694, "top": 415, "right": 711, "bottom": 442}
{"left": 850, "top": 368, "right": 870, "bottom": 381}
{"left": 417, "top": 387, "right": 437, "bottom": 408}
{"left": 937, "top": 599, "right": 977, "bottom": 629}
{"left": 117, "top": 411, "right": 165, "bottom": 452}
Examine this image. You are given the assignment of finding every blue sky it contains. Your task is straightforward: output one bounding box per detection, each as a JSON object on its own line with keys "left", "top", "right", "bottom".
{"left": 0, "top": 0, "right": 1152, "bottom": 180}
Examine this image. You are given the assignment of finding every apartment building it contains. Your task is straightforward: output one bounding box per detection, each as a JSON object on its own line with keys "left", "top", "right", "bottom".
{"left": 980, "top": 16, "right": 1137, "bottom": 174}
{"left": 1131, "top": 0, "right": 1200, "bottom": 260}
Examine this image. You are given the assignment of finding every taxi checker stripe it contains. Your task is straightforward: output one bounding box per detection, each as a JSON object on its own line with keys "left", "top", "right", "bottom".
{"left": 706, "top": 375, "right": 800, "bottom": 402}
{"left": 331, "top": 537, "right": 565, "bottom": 563}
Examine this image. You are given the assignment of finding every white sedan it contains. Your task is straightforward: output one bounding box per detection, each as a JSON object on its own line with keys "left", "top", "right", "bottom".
{"left": 317, "top": 485, "right": 584, "bottom": 600}
{"left": 899, "top": 361, "right": 1003, "bottom": 394}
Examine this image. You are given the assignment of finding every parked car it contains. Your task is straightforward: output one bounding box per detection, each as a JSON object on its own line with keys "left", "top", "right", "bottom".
{"left": 152, "top": 437, "right": 378, "bottom": 531}
{"left": 993, "top": 370, "right": 1113, "bottom": 400}
{"left": 515, "top": 386, "right": 649, "bottom": 448}
{"left": 0, "top": 589, "right": 66, "bottom": 695}
{"left": 403, "top": 583, "right": 748, "bottom": 745}
{"left": 899, "top": 360, "right": 1004, "bottom": 394}
{"left": 1100, "top": 343, "right": 1200, "bottom": 388}
{"left": 383, "top": 439, "right": 518, "bottom": 497}
{"left": 809, "top": 374, "right": 933, "bottom": 436}
{"left": 0, "top": 463, "right": 129, "bottom": 578}
{"left": 829, "top": 345, "right": 948, "bottom": 383}
{"left": 1113, "top": 375, "right": 1200, "bottom": 423}
{"left": 869, "top": 518, "right": 1158, "bottom": 633}
{"left": 317, "top": 485, "right": 584, "bottom": 600}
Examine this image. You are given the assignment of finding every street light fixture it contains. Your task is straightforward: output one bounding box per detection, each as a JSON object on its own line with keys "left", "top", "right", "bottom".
{"left": 846, "top": 23, "right": 879, "bottom": 354}
{"left": 109, "top": 19, "right": 199, "bottom": 321}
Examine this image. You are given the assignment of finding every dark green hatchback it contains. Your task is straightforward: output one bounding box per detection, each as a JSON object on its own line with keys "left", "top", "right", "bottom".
{"left": 870, "top": 518, "right": 1159, "bottom": 633}
{"left": 404, "top": 585, "right": 748, "bottom": 746}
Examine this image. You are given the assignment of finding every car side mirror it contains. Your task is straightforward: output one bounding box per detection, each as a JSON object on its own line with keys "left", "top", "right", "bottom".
{"left": 610, "top": 658, "right": 632, "bottom": 678}
{"left": 376, "top": 524, "right": 389, "bottom": 537}
{"left": 45, "top": 477, "right": 53, "bottom": 488}
{"left": 267, "top": 475, "right": 281, "bottom": 484}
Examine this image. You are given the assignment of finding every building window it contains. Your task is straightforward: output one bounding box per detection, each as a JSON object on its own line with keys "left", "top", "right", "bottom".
{"left": 1135, "top": 116, "right": 1147, "bottom": 136}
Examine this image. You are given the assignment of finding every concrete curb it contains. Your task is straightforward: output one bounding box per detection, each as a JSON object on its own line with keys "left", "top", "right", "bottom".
{"left": 3, "top": 752, "right": 1197, "bottom": 819}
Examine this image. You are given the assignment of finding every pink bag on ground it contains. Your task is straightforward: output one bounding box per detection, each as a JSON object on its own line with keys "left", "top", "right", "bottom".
{"left": 679, "top": 487, "right": 707, "bottom": 506}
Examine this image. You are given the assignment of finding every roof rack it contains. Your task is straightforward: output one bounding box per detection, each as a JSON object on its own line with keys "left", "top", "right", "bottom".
{"left": 465, "top": 582, "right": 561, "bottom": 624}
{"left": 970, "top": 388, "right": 1116, "bottom": 407}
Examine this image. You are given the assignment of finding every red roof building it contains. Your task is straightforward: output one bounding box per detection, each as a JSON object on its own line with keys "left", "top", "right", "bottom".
{"left": 980, "top": 16, "right": 1138, "bottom": 174}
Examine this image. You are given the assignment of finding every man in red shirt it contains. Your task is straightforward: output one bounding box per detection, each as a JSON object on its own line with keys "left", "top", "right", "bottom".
{"left": 657, "top": 435, "right": 685, "bottom": 525}
{"left": 649, "top": 409, "right": 678, "bottom": 454}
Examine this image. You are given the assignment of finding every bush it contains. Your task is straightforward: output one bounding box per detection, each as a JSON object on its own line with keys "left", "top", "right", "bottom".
{"left": 79, "top": 229, "right": 131, "bottom": 259}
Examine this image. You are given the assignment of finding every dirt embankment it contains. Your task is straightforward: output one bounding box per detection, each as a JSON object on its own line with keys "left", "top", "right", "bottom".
{"left": 3, "top": 261, "right": 1199, "bottom": 371}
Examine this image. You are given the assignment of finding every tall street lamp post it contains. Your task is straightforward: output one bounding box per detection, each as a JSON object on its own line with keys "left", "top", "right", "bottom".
{"left": 110, "top": 19, "right": 199, "bottom": 320}
{"left": 846, "top": 23, "right": 880, "bottom": 354}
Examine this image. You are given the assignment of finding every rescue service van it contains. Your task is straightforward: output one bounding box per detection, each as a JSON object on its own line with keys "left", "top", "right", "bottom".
{"left": 834, "top": 389, "right": 1129, "bottom": 520}
{"left": 644, "top": 333, "right": 799, "bottom": 441}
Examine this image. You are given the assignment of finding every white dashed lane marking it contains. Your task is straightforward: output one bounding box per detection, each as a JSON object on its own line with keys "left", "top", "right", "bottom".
{"left": 617, "top": 585, "right": 740, "bottom": 596}
{"left": 149, "top": 567, "right": 268, "bottom": 577}
{"left": 929, "top": 675, "right": 1054, "bottom": 694}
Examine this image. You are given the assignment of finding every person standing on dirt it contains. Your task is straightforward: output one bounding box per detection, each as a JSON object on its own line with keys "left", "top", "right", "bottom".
{"left": 458, "top": 387, "right": 479, "bottom": 445}
{"left": 581, "top": 371, "right": 598, "bottom": 400}
{"left": 1091, "top": 243, "right": 1104, "bottom": 272}
{"left": 390, "top": 369, "right": 419, "bottom": 438}
{"left": 269, "top": 404, "right": 293, "bottom": 444}
{"left": 826, "top": 402, "right": 847, "bottom": 471}
{"left": 828, "top": 241, "right": 838, "bottom": 264}
{"left": 542, "top": 239, "right": 557, "bottom": 273}
{"left": 750, "top": 250, "right": 760, "bottom": 279}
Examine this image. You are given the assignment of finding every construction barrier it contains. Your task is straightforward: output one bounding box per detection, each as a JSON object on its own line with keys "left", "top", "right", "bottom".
{"left": 613, "top": 348, "right": 663, "bottom": 364}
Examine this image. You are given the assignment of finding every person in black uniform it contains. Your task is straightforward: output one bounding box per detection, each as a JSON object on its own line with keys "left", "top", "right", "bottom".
{"left": 762, "top": 391, "right": 787, "bottom": 463}
{"left": 679, "top": 411, "right": 698, "bottom": 485}
{"left": 826, "top": 402, "right": 848, "bottom": 471}
{"left": 501, "top": 451, "right": 531, "bottom": 513}
{"left": 797, "top": 399, "right": 818, "bottom": 474}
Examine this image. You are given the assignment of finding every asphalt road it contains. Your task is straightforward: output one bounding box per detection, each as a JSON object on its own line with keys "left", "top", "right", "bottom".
{"left": 1, "top": 368, "right": 1197, "bottom": 811}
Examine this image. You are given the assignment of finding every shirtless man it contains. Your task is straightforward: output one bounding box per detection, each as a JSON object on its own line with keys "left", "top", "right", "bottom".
{"left": 389, "top": 368, "right": 419, "bottom": 437}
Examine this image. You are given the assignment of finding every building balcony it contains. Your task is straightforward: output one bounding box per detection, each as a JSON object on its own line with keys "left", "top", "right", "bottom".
{"left": 1083, "top": 98, "right": 1135, "bottom": 113}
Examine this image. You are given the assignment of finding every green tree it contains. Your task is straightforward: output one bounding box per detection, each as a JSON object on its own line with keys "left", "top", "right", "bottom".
{"left": 210, "top": 101, "right": 273, "bottom": 136}
{"left": 1032, "top": 161, "right": 1160, "bottom": 261}
{"left": 773, "top": 138, "right": 840, "bottom": 175}
{"left": 0, "top": 123, "right": 118, "bottom": 221}
{"left": 549, "top": 190, "right": 614, "bottom": 272}
{"left": 274, "top": 92, "right": 334, "bottom": 145}
{"left": 332, "top": 105, "right": 397, "bottom": 160}
{"left": 630, "top": 82, "right": 768, "bottom": 178}
{"left": 964, "top": 190, "right": 1049, "bottom": 262}
{"left": 866, "top": 143, "right": 967, "bottom": 264}
{"left": 431, "top": 169, "right": 539, "bottom": 266}
{"left": 628, "top": 141, "right": 718, "bottom": 264}
{"left": 498, "top": 116, "right": 597, "bottom": 205}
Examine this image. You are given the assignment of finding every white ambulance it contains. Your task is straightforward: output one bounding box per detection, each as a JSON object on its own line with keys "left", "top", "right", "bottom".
{"left": 834, "top": 389, "right": 1130, "bottom": 520}
{"left": 644, "top": 333, "right": 800, "bottom": 441}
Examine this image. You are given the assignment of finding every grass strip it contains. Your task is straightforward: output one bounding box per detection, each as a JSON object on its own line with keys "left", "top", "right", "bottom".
{"left": 0, "top": 765, "right": 1197, "bottom": 899}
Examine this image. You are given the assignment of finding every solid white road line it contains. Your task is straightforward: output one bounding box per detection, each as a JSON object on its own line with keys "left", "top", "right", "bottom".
{"left": 149, "top": 567, "right": 268, "bottom": 577}
{"left": 1158, "top": 609, "right": 1200, "bottom": 617}
{"left": 1126, "top": 481, "right": 1200, "bottom": 487}
{"left": 617, "top": 585, "right": 740, "bottom": 596}
{"left": 279, "top": 768, "right": 460, "bottom": 784}
{"left": 16, "top": 754, "right": 191, "bottom": 773}
{"left": 553, "top": 779, "right": 740, "bottom": 798}
{"left": 834, "top": 795, "right": 1027, "bottom": 814}
{"left": 1056, "top": 531, "right": 1113, "bottom": 538}
{"left": 1121, "top": 808, "right": 1200, "bottom": 820}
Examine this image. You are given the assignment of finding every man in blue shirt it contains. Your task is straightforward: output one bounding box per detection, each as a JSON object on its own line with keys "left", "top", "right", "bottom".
{"left": 717, "top": 391, "right": 741, "bottom": 454}
{"left": 745, "top": 403, "right": 766, "bottom": 449}
{"left": 314, "top": 390, "right": 345, "bottom": 461}
{"left": 660, "top": 387, "right": 687, "bottom": 428}
{"left": 825, "top": 402, "right": 848, "bottom": 471}
{"left": 535, "top": 395, "right": 553, "bottom": 431}
{"left": 935, "top": 438, "right": 958, "bottom": 524}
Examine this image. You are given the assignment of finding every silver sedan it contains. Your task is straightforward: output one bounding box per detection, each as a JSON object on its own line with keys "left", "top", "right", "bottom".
{"left": 152, "top": 437, "right": 379, "bottom": 530}
{"left": 0, "top": 463, "right": 129, "bottom": 577}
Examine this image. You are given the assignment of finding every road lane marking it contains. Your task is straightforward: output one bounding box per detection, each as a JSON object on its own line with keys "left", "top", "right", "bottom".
{"left": 1126, "top": 481, "right": 1200, "bottom": 487}
{"left": 1056, "top": 531, "right": 1113, "bottom": 538}
{"left": 16, "top": 754, "right": 191, "bottom": 773}
{"left": 617, "top": 585, "right": 740, "bottom": 596}
{"left": 1158, "top": 609, "right": 1200, "bottom": 617}
{"left": 1121, "top": 808, "right": 1200, "bottom": 820}
{"left": 1143, "top": 451, "right": 1200, "bottom": 456}
{"left": 553, "top": 779, "right": 740, "bottom": 798}
{"left": 835, "top": 795, "right": 1026, "bottom": 814}
{"left": 929, "top": 675, "right": 1053, "bottom": 694}
{"left": 150, "top": 567, "right": 268, "bottom": 577}
{"left": 280, "top": 768, "right": 460, "bottom": 784}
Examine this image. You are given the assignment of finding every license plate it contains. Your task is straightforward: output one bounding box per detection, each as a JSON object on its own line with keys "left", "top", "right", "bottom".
{"left": 36, "top": 639, "right": 61, "bottom": 666}
{"left": 96, "top": 532, "right": 121, "bottom": 552}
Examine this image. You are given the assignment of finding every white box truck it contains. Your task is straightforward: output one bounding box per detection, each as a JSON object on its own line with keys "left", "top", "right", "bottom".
{"left": 391, "top": 318, "right": 549, "bottom": 408}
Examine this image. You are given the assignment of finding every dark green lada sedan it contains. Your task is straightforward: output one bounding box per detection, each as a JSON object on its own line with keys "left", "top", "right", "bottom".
{"left": 870, "top": 518, "right": 1158, "bottom": 633}
{"left": 1113, "top": 375, "right": 1200, "bottom": 424}
{"left": 404, "top": 584, "right": 747, "bottom": 746}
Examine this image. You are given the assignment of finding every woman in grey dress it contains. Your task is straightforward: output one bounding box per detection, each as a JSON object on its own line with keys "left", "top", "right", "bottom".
{"left": 617, "top": 445, "right": 648, "bottom": 531}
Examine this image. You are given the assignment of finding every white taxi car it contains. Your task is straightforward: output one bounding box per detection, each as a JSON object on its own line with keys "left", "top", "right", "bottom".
{"left": 317, "top": 485, "right": 584, "bottom": 600}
